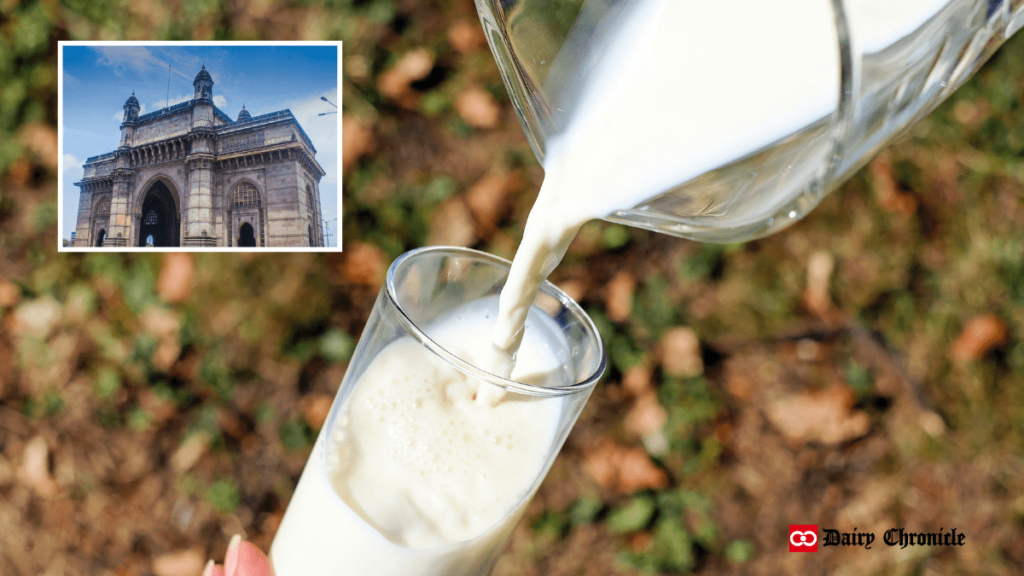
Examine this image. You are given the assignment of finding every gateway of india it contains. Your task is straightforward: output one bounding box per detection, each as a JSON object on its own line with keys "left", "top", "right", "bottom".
{"left": 74, "top": 65, "right": 326, "bottom": 247}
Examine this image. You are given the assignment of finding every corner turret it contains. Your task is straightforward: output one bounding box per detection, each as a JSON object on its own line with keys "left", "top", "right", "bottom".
{"left": 193, "top": 65, "right": 214, "bottom": 100}
{"left": 123, "top": 92, "right": 140, "bottom": 122}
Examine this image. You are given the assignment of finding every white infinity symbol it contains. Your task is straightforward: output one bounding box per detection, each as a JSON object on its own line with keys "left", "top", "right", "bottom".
{"left": 790, "top": 530, "right": 817, "bottom": 546}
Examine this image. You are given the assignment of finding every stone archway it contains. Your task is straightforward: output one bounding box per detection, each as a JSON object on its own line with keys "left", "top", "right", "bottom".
{"left": 239, "top": 223, "right": 256, "bottom": 247}
{"left": 138, "top": 180, "right": 180, "bottom": 247}
{"left": 95, "top": 229, "right": 106, "bottom": 247}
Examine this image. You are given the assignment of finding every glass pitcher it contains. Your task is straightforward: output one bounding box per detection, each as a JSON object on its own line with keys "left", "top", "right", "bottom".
{"left": 474, "top": 0, "right": 1024, "bottom": 243}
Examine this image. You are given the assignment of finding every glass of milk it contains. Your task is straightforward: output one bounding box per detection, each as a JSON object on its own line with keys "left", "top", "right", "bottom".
{"left": 477, "top": 0, "right": 1024, "bottom": 242}
{"left": 270, "top": 246, "right": 606, "bottom": 576}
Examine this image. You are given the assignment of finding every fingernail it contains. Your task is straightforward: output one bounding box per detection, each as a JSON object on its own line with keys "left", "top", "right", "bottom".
{"left": 225, "top": 534, "right": 242, "bottom": 576}
{"left": 202, "top": 559, "right": 214, "bottom": 576}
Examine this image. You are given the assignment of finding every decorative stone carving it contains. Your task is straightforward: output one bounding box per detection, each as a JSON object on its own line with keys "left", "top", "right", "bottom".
{"left": 222, "top": 131, "right": 265, "bottom": 153}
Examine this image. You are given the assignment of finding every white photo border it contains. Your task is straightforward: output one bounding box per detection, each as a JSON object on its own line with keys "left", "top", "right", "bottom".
{"left": 57, "top": 40, "right": 343, "bottom": 253}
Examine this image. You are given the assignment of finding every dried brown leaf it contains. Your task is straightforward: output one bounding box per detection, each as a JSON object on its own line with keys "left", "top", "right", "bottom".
{"left": 151, "top": 549, "right": 204, "bottom": 576}
{"left": 157, "top": 253, "right": 194, "bottom": 304}
{"left": 765, "top": 385, "right": 870, "bottom": 445}
{"left": 341, "top": 242, "right": 387, "bottom": 287}
{"left": 301, "top": 393, "right": 334, "bottom": 430}
{"left": 604, "top": 271, "right": 635, "bottom": 323}
{"left": 448, "top": 19, "right": 486, "bottom": 53}
{"left": 583, "top": 438, "right": 669, "bottom": 494}
{"left": 17, "top": 436, "right": 58, "bottom": 497}
{"left": 658, "top": 326, "right": 702, "bottom": 377}
{"left": 170, "top": 433, "right": 210, "bottom": 474}
{"left": 950, "top": 314, "right": 1009, "bottom": 361}
{"left": 427, "top": 198, "right": 477, "bottom": 247}
{"left": 342, "top": 115, "right": 375, "bottom": 173}
{"left": 455, "top": 88, "right": 501, "bottom": 129}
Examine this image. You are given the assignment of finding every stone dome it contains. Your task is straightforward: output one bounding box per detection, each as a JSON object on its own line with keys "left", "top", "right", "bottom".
{"left": 237, "top": 105, "right": 251, "bottom": 122}
{"left": 194, "top": 65, "right": 213, "bottom": 85}
{"left": 125, "top": 92, "right": 139, "bottom": 107}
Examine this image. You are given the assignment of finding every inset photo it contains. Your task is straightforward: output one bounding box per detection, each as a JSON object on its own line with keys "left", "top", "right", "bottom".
{"left": 59, "top": 41, "right": 341, "bottom": 251}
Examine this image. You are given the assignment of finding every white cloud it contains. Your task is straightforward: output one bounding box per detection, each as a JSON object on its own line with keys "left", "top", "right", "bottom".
{"left": 150, "top": 94, "right": 191, "bottom": 110}
{"left": 93, "top": 46, "right": 195, "bottom": 82}
{"left": 213, "top": 95, "right": 227, "bottom": 108}
{"left": 63, "top": 153, "right": 84, "bottom": 174}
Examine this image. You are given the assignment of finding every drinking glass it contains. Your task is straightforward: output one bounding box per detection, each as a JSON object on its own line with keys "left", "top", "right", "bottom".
{"left": 475, "top": 0, "right": 1024, "bottom": 242}
{"left": 270, "top": 246, "right": 606, "bottom": 576}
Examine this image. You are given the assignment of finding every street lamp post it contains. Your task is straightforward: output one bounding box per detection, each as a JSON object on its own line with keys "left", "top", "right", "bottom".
{"left": 319, "top": 96, "right": 337, "bottom": 116}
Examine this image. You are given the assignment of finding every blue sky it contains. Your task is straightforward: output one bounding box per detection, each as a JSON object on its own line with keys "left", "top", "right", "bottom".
{"left": 61, "top": 44, "right": 340, "bottom": 247}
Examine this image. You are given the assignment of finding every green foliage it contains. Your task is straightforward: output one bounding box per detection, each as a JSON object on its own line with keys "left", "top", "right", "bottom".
{"left": 123, "top": 259, "right": 158, "bottom": 314}
{"left": 63, "top": 0, "right": 124, "bottom": 24}
{"left": 254, "top": 401, "right": 276, "bottom": 424}
{"left": 365, "top": 0, "right": 396, "bottom": 24}
{"left": 175, "top": 473, "right": 200, "bottom": 497}
{"left": 279, "top": 419, "right": 314, "bottom": 451}
{"left": 609, "top": 333, "right": 643, "bottom": 372}
{"left": 845, "top": 360, "right": 874, "bottom": 399}
{"left": 606, "top": 494, "right": 656, "bottom": 534}
{"left": 585, "top": 308, "right": 616, "bottom": 348}
{"left": 632, "top": 275, "right": 677, "bottom": 337}
{"left": 33, "top": 200, "right": 58, "bottom": 234}
{"left": 725, "top": 539, "right": 755, "bottom": 564}
{"left": 43, "top": 390, "right": 65, "bottom": 417}
{"left": 660, "top": 376, "right": 718, "bottom": 430}
{"left": 615, "top": 517, "right": 695, "bottom": 574}
{"left": 0, "top": 1, "right": 55, "bottom": 173}
{"left": 199, "top": 353, "right": 232, "bottom": 400}
{"left": 188, "top": 405, "right": 222, "bottom": 441}
{"left": 320, "top": 329, "right": 356, "bottom": 363}
{"left": 205, "top": 478, "right": 241, "bottom": 514}
{"left": 651, "top": 517, "right": 695, "bottom": 573}
{"left": 531, "top": 510, "right": 569, "bottom": 540}
{"left": 127, "top": 406, "right": 154, "bottom": 432}
{"left": 422, "top": 175, "right": 456, "bottom": 203}
{"left": 419, "top": 91, "right": 451, "bottom": 117}
{"left": 678, "top": 244, "right": 725, "bottom": 281}
{"left": 569, "top": 496, "right": 604, "bottom": 526}
{"left": 94, "top": 367, "right": 122, "bottom": 399}
{"left": 602, "top": 224, "right": 631, "bottom": 250}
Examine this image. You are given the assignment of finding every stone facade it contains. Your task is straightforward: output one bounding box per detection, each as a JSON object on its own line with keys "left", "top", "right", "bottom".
{"left": 74, "top": 66, "right": 326, "bottom": 248}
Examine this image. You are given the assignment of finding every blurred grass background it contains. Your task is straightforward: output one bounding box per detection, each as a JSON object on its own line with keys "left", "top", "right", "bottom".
{"left": 1, "top": 1, "right": 1024, "bottom": 575}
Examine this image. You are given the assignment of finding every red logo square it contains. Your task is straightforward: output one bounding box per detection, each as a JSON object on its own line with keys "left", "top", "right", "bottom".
{"left": 789, "top": 525, "right": 818, "bottom": 552}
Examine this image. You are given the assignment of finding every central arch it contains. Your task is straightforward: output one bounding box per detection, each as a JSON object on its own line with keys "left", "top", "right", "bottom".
{"left": 138, "top": 180, "right": 180, "bottom": 247}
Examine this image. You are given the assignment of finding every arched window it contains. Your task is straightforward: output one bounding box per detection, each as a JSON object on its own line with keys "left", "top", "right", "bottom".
{"left": 305, "top": 184, "right": 315, "bottom": 211}
{"left": 95, "top": 197, "right": 111, "bottom": 217}
{"left": 96, "top": 229, "right": 106, "bottom": 247}
{"left": 232, "top": 181, "right": 260, "bottom": 207}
